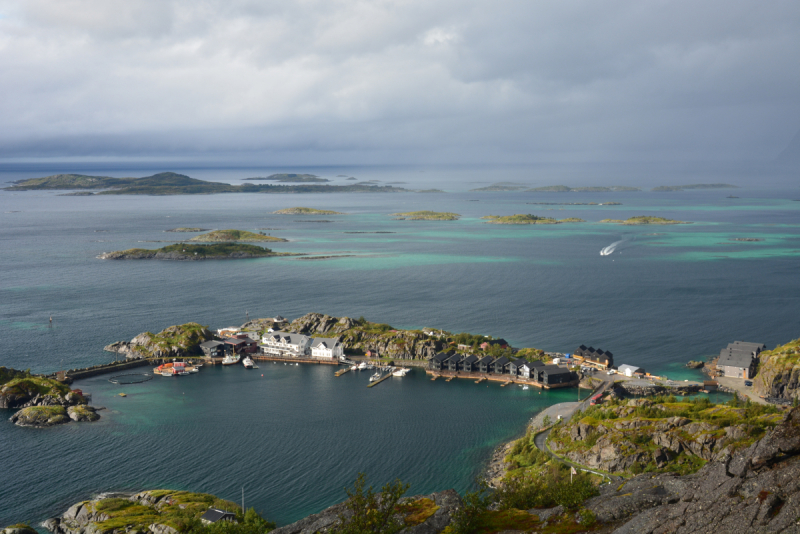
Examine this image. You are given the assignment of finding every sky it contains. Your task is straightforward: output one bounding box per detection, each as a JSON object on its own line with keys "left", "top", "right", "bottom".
{"left": 0, "top": 0, "right": 799, "bottom": 165}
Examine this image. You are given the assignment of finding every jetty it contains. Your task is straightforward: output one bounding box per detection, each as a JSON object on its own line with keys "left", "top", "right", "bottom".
{"left": 335, "top": 367, "right": 351, "bottom": 377}
{"left": 367, "top": 373, "right": 392, "bottom": 388}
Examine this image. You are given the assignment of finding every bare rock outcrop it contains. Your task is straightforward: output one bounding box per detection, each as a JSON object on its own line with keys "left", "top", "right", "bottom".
{"left": 104, "top": 323, "right": 214, "bottom": 360}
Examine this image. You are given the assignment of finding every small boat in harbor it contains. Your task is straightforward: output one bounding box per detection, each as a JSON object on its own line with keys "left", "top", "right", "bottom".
{"left": 522, "top": 385, "right": 529, "bottom": 390}
{"left": 243, "top": 357, "right": 254, "bottom": 369}
{"left": 222, "top": 354, "right": 241, "bottom": 366}
{"left": 369, "top": 372, "right": 381, "bottom": 382}
{"left": 350, "top": 365, "right": 358, "bottom": 371}
{"left": 392, "top": 368, "right": 410, "bottom": 377}
{"left": 357, "top": 362, "right": 368, "bottom": 370}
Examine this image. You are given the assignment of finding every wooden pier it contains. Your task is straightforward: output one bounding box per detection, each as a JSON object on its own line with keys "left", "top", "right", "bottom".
{"left": 475, "top": 377, "right": 486, "bottom": 384}
{"left": 367, "top": 373, "right": 393, "bottom": 388}
{"left": 252, "top": 355, "right": 339, "bottom": 365}
{"left": 426, "top": 370, "right": 578, "bottom": 389}
{"left": 335, "top": 367, "right": 350, "bottom": 377}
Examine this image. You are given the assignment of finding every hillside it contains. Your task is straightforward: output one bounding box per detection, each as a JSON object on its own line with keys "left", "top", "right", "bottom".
{"left": 546, "top": 395, "right": 781, "bottom": 475}
{"left": 104, "top": 323, "right": 214, "bottom": 360}
{"left": 188, "top": 229, "right": 287, "bottom": 242}
{"left": 754, "top": 338, "right": 800, "bottom": 400}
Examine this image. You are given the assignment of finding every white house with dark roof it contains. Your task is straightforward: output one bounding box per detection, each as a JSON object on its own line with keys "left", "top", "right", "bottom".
{"left": 310, "top": 337, "right": 344, "bottom": 360}
{"left": 260, "top": 331, "right": 312, "bottom": 357}
{"left": 718, "top": 341, "right": 765, "bottom": 379}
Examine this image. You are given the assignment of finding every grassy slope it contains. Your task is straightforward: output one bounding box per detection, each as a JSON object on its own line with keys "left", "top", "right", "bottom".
{"left": 754, "top": 338, "right": 800, "bottom": 396}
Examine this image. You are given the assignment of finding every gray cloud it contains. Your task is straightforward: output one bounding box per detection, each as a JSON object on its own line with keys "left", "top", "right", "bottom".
{"left": 0, "top": 0, "right": 798, "bottom": 163}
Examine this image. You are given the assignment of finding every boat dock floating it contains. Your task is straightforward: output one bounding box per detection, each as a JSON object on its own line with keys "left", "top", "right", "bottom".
{"left": 475, "top": 377, "right": 486, "bottom": 384}
{"left": 367, "top": 373, "right": 393, "bottom": 388}
{"left": 335, "top": 367, "right": 350, "bottom": 377}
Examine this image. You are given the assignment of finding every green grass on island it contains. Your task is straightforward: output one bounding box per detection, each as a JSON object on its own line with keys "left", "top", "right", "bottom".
{"left": 526, "top": 185, "right": 641, "bottom": 192}
{"left": 652, "top": 183, "right": 738, "bottom": 192}
{"left": 392, "top": 211, "right": 461, "bottom": 220}
{"left": 0, "top": 370, "right": 72, "bottom": 398}
{"left": 482, "top": 214, "right": 585, "bottom": 224}
{"left": 188, "top": 229, "right": 287, "bottom": 242}
{"left": 599, "top": 216, "right": 690, "bottom": 225}
{"left": 272, "top": 207, "right": 344, "bottom": 215}
{"left": 98, "top": 243, "right": 296, "bottom": 260}
{"left": 469, "top": 182, "right": 529, "bottom": 192}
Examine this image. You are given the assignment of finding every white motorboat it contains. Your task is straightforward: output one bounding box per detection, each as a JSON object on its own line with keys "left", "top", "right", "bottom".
{"left": 357, "top": 362, "right": 368, "bottom": 370}
{"left": 392, "top": 368, "right": 410, "bottom": 377}
{"left": 350, "top": 365, "right": 358, "bottom": 371}
{"left": 522, "top": 385, "right": 529, "bottom": 390}
{"left": 369, "top": 372, "right": 381, "bottom": 382}
{"left": 243, "top": 357, "right": 254, "bottom": 369}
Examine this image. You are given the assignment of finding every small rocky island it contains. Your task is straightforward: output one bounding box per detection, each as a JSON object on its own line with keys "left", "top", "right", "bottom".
{"left": 652, "top": 183, "right": 738, "bottom": 192}
{"left": 600, "top": 216, "right": 691, "bottom": 225}
{"left": 1, "top": 367, "right": 99, "bottom": 427}
{"left": 165, "top": 227, "right": 209, "bottom": 233}
{"left": 482, "top": 214, "right": 585, "bottom": 224}
{"left": 245, "top": 173, "right": 329, "bottom": 182}
{"left": 272, "top": 207, "right": 344, "bottom": 215}
{"left": 187, "top": 229, "right": 287, "bottom": 242}
{"left": 98, "top": 243, "right": 298, "bottom": 260}
{"left": 527, "top": 185, "right": 641, "bottom": 192}
{"left": 392, "top": 211, "right": 460, "bottom": 220}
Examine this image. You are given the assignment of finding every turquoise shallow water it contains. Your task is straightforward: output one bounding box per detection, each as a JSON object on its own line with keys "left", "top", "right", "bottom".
{"left": 0, "top": 168, "right": 799, "bottom": 526}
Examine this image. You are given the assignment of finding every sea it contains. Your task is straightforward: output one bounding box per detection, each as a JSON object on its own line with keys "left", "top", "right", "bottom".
{"left": 1, "top": 162, "right": 798, "bottom": 527}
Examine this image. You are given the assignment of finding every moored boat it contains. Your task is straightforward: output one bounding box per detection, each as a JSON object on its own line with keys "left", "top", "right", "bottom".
{"left": 222, "top": 354, "right": 241, "bottom": 366}
{"left": 369, "top": 372, "right": 381, "bottom": 382}
{"left": 357, "top": 362, "right": 368, "bottom": 370}
{"left": 243, "top": 356, "right": 254, "bottom": 369}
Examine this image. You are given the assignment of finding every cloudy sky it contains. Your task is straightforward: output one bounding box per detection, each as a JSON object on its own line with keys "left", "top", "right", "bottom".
{"left": 0, "top": 0, "right": 798, "bottom": 164}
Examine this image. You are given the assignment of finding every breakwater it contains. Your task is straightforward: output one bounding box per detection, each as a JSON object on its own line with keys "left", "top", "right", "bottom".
{"left": 47, "top": 358, "right": 151, "bottom": 380}
{"left": 426, "top": 369, "right": 578, "bottom": 389}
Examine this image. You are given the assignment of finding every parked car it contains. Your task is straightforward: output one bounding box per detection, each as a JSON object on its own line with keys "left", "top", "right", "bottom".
{"left": 744, "top": 380, "right": 753, "bottom": 387}
{"left": 607, "top": 369, "right": 616, "bottom": 375}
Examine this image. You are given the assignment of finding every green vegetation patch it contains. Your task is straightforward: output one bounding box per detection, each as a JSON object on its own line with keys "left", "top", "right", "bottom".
{"left": 272, "top": 207, "right": 344, "bottom": 214}
{"left": 188, "top": 229, "right": 287, "bottom": 242}
{"left": 102, "top": 243, "right": 284, "bottom": 260}
{"left": 2, "top": 376, "right": 71, "bottom": 397}
{"left": 600, "top": 216, "right": 690, "bottom": 225}
{"left": 392, "top": 211, "right": 460, "bottom": 220}
{"left": 401, "top": 497, "right": 440, "bottom": 526}
{"left": 483, "top": 214, "right": 584, "bottom": 224}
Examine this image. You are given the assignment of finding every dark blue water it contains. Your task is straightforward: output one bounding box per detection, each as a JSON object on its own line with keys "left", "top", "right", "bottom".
{"left": 1, "top": 166, "right": 799, "bottom": 526}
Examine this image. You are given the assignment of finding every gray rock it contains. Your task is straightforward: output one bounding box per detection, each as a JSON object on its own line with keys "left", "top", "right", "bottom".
{"left": 148, "top": 524, "right": 177, "bottom": 534}
{"left": 529, "top": 505, "right": 563, "bottom": 522}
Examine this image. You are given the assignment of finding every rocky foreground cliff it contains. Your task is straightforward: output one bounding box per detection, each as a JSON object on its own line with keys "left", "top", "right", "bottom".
{"left": 0, "top": 367, "right": 99, "bottom": 426}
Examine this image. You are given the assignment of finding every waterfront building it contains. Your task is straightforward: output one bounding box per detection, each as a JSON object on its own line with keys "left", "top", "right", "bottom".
{"left": 574, "top": 345, "right": 614, "bottom": 369}
{"left": 460, "top": 354, "right": 479, "bottom": 372}
{"left": 538, "top": 364, "right": 577, "bottom": 385}
{"left": 310, "top": 338, "right": 344, "bottom": 360}
{"left": 446, "top": 353, "right": 463, "bottom": 372}
{"left": 429, "top": 352, "right": 451, "bottom": 371}
{"left": 508, "top": 358, "right": 528, "bottom": 376}
{"left": 717, "top": 341, "right": 765, "bottom": 379}
{"left": 199, "top": 340, "right": 226, "bottom": 358}
{"left": 618, "top": 364, "right": 645, "bottom": 377}
{"left": 477, "top": 355, "right": 494, "bottom": 373}
{"left": 490, "top": 356, "right": 510, "bottom": 374}
{"left": 260, "top": 331, "right": 312, "bottom": 357}
{"left": 480, "top": 339, "right": 508, "bottom": 351}
{"left": 517, "top": 360, "right": 544, "bottom": 379}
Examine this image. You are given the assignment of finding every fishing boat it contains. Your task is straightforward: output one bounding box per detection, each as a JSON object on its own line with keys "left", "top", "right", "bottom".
{"left": 243, "top": 356, "right": 254, "bottom": 369}
{"left": 222, "top": 353, "right": 241, "bottom": 366}
{"left": 369, "top": 372, "right": 381, "bottom": 382}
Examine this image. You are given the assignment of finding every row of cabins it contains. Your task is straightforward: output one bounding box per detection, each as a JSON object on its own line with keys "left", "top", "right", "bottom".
{"left": 200, "top": 330, "right": 344, "bottom": 361}
{"left": 573, "top": 345, "right": 614, "bottom": 369}
{"left": 429, "top": 353, "right": 576, "bottom": 386}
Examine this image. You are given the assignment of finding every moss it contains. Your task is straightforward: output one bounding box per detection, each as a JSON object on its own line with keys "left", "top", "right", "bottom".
{"left": 401, "top": 497, "right": 440, "bottom": 526}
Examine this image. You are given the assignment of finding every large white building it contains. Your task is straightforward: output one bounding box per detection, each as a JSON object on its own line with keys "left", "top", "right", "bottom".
{"left": 259, "top": 331, "right": 343, "bottom": 360}
{"left": 260, "top": 331, "right": 312, "bottom": 357}
{"left": 310, "top": 338, "right": 344, "bottom": 360}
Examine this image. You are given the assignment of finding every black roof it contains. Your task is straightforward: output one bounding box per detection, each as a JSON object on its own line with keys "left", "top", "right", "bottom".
{"left": 477, "top": 355, "right": 494, "bottom": 364}
{"left": 542, "top": 365, "right": 572, "bottom": 376}
{"left": 528, "top": 360, "right": 545, "bottom": 367}
{"left": 578, "top": 344, "right": 588, "bottom": 351}
{"left": 200, "top": 340, "right": 225, "bottom": 348}
{"left": 446, "top": 354, "right": 463, "bottom": 363}
{"left": 201, "top": 509, "right": 236, "bottom": 523}
{"left": 463, "top": 354, "right": 479, "bottom": 364}
{"left": 492, "top": 356, "right": 511, "bottom": 366}
{"left": 432, "top": 353, "right": 450, "bottom": 362}
{"left": 223, "top": 338, "right": 247, "bottom": 345}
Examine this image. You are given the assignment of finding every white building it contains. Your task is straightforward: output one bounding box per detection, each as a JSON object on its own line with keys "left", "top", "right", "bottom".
{"left": 618, "top": 364, "right": 642, "bottom": 377}
{"left": 260, "top": 331, "right": 312, "bottom": 357}
{"left": 217, "top": 326, "right": 240, "bottom": 337}
{"left": 310, "top": 338, "right": 344, "bottom": 360}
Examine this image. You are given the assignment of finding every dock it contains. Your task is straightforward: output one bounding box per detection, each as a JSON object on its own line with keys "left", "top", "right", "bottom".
{"left": 367, "top": 373, "right": 393, "bottom": 388}
{"left": 335, "top": 367, "right": 350, "bottom": 377}
{"left": 445, "top": 376, "right": 454, "bottom": 382}
{"left": 475, "top": 377, "right": 486, "bottom": 384}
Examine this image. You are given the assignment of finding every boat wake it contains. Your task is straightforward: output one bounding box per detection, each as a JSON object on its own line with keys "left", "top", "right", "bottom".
{"left": 600, "top": 240, "right": 624, "bottom": 256}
